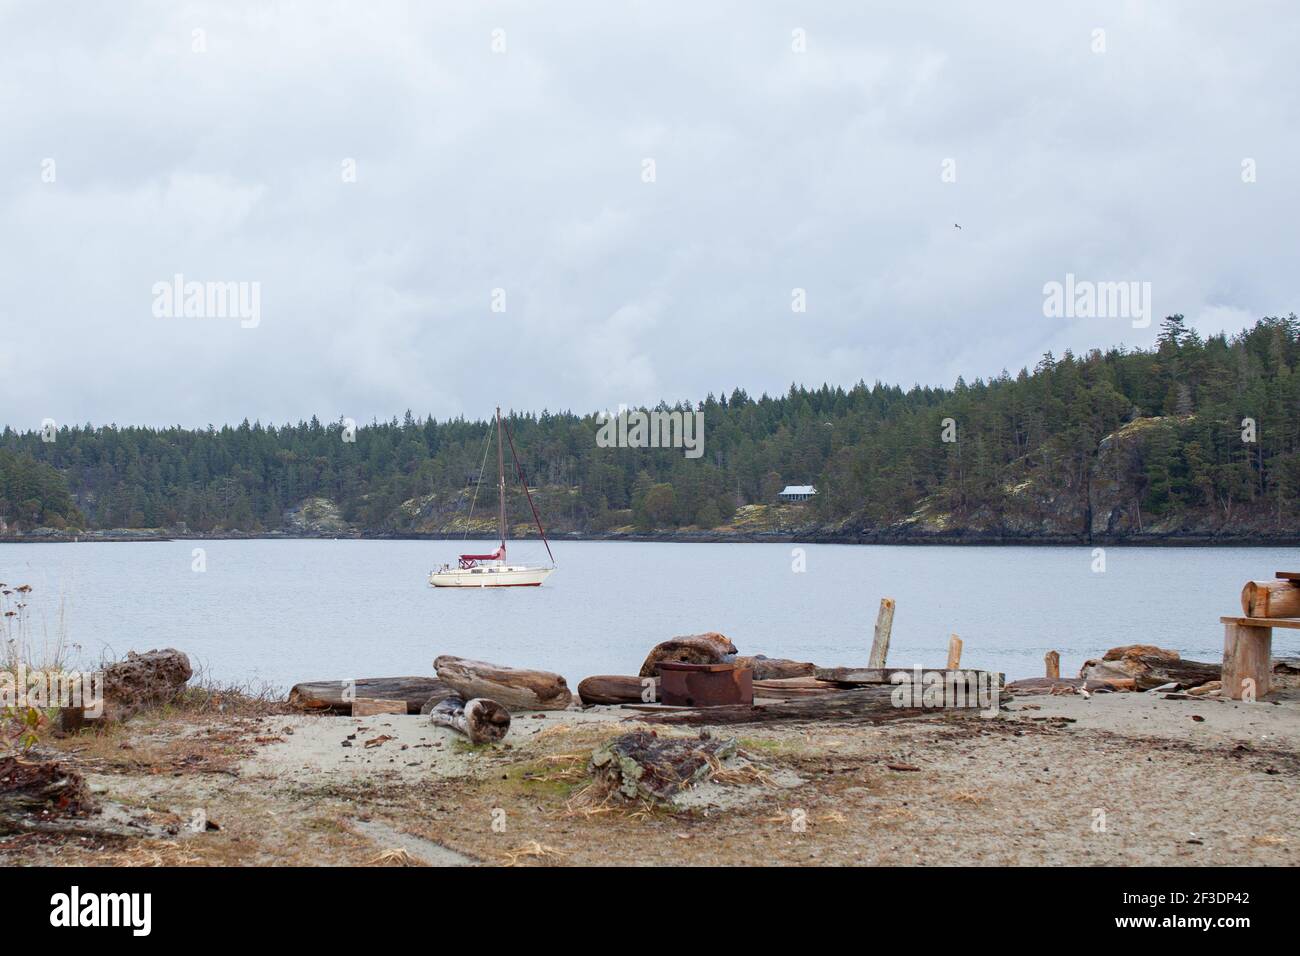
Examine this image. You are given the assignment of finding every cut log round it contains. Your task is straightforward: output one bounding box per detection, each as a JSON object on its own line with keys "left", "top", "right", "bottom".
{"left": 434, "top": 656, "right": 572, "bottom": 711}
{"left": 1241, "top": 580, "right": 1300, "bottom": 619}
{"left": 734, "top": 656, "right": 816, "bottom": 680}
{"left": 428, "top": 696, "right": 511, "bottom": 744}
{"left": 577, "top": 675, "right": 659, "bottom": 705}
{"left": 638, "top": 633, "right": 737, "bottom": 677}
{"left": 100, "top": 649, "right": 192, "bottom": 722}
{"left": 289, "top": 677, "right": 455, "bottom": 715}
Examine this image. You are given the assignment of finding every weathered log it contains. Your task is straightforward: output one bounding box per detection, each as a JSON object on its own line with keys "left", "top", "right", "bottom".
{"left": 434, "top": 656, "right": 572, "bottom": 711}
{"left": 589, "top": 730, "right": 737, "bottom": 802}
{"left": 1241, "top": 579, "right": 1300, "bottom": 618}
{"left": 428, "top": 696, "right": 511, "bottom": 745}
{"left": 638, "top": 633, "right": 737, "bottom": 677}
{"left": 289, "top": 677, "right": 455, "bottom": 715}
{"left": 733, "top": 656, "right": 816, "bottom": 680}
{"left": 868, "top": 598, "right": 895, "bottom": 667}
{"left": 1078, "top": 646, "right": 1220, "bottom": 691}
{"left": 636, "top": 685, "right": 1004, "bottom": 727}
{"left": 577, "top": 675, "right": 659, "bottom": 705}
{"left": 100, "top": 649, "right": 192, "bottom": 721}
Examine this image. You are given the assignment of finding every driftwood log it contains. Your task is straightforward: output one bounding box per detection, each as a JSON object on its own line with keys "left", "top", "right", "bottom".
{"left": 578, "top": 675, "right": 659, "bottom": 705}
{"left": 289, "top": 677, "right": 455, "bottom": 714}
{"left": 1006, "top": 676, "right": 1137, "bottom": 695}
{"left": 99, "top": 649, "right": 192, "bottom": 722}
{"left": 428, "top": 697, "right": 511, "bottom": 745}
{"left": 733, "top": 656, "right": 816, "bottom": 680}
{"left": 1078, "top": 645, "right": 1220, "bottom": 691}
{"left": 434, "top": 656, "right": 572, "bottom": 711}
{"left": 636, "top": 685, "right": 1005, "bottom": 727}
{"left": 638, "top": 633, "right": 737, "bottom": 677}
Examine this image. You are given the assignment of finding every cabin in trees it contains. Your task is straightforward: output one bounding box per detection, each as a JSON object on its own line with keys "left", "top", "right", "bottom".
{"left": 779, "top": 485, "right": 818, "bottom": 503}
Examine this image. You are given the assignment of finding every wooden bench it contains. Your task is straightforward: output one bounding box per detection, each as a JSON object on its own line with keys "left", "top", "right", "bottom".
{"left": 1220, "top": 571, "right": 1300, "bottom": 700}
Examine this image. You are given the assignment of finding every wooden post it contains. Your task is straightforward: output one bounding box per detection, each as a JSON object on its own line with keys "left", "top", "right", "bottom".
{"left": 1223, "top": 623, "right": 1272, "bottom": 700}
{"left": 947, "top": 635, "right": 962, "bottom": 670}
{"left": 1044, "top": 651, "right": 1060, "bottom": 680}
{"left": 868, "top": 598, "right": 895, "bottom": 668}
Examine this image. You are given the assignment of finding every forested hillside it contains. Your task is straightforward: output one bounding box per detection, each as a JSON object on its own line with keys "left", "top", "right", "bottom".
{"left": 2, "top": 315, "right": 1297, "bottom": 541}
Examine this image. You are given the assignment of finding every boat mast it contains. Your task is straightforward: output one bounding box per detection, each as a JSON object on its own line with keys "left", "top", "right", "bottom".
{"left": 496, "top": 406, "right": 507, "bottom": 554}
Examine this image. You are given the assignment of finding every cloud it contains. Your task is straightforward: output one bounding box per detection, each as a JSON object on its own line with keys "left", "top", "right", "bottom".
{"left": 1, "top": 1, "right": 1296, "bottom": 428}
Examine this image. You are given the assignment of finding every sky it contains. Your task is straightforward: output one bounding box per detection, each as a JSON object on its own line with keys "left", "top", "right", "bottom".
{"left": 1, "top": 1, "right": 1297, "bottom": 429}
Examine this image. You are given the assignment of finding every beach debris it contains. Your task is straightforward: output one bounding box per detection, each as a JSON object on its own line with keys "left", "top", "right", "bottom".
{"left": 1005, "top": 676, "right": 1133, "bottom": 695}
{"left": 353, "top": 699, "right": 406, "bottom": 718}
{"left": 289, "top": 677, "right": 454, "bottom": 715}
{"left": 363, "top": 734, "right": 395, "bottom": 749}
{"left": 734, "top": 656, "right": 816, "bottom": 680}
{"left": 815, "top": 666, "right": 1005, "bottom": 687}
{"left": 502, "top": 840, "right": 563, "bottom": 866}
{"left": 434, "top": 656, "right": 572, "bottom": 711}
{"left": 658, "top": 661, "right": 753, "bottom": 707}
{"left": 588, "top": 729, "right": 737, "bottom": 802}
{"left": 0, "top": 756, "right": 96, "bottom": 829}
{"left": 868, "top": 597, "right": 895, "bottom": 667}
{"left": 638, "top": 632, "right": 737, "bottom": 677}
{"left": 577, "top": 675, "right": 658, "bottom": 705}
{"left": 1079, "top": 645, "right": 1220, "bottom": 691}
{"left": 428, "top": 696, "right": 511, "bottom": 745}
{"left": 1187, "top": 680, "right": 1222, "bottom": 696}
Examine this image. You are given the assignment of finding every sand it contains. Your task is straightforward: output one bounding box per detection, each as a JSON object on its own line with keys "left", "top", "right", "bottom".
{"left": 6, "top": 687, "right": 1298, "bottom": 866}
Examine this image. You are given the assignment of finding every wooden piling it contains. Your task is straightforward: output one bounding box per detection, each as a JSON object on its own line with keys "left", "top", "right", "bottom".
{"left": 868, "top": 598, "right": 895, "bottom": 668}
{"left": 947, "top": 634, "right": 963, "bottom": 669}
{"left": 1044, "top": 650, "right": 1060, "bottom": 680}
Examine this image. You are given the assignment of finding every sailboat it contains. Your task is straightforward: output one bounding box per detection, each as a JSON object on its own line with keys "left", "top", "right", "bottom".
{"left": 428, "top": 406, "right": 557, "bottom": 588}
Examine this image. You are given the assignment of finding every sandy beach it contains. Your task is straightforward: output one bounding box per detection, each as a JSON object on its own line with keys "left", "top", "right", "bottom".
{"left": 7, "top": 685, "right": 1297, "bottom": 867}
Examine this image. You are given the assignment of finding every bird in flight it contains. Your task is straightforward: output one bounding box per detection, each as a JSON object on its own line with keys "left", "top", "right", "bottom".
{"left": 954, "top": 223, "right": 962, "bottom": 230}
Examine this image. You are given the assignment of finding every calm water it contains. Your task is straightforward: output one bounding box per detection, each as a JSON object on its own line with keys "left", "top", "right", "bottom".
{"left": 1, "top": 540, "right": 1296, "bottom": 691}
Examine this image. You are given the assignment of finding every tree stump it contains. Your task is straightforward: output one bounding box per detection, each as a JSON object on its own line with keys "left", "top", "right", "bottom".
{"left": 100, "top": 649, "right": 192, "bottom": 722}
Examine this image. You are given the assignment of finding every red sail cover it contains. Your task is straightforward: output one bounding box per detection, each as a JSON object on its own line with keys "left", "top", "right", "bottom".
{"left": 459, "top": 545, "right": 504, "bottom": 567}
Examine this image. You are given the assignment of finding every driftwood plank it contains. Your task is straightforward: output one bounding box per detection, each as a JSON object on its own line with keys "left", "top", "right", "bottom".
{"left": 814, "top": 666, "right": 1005, "bottom": 686}
{"left": 635, "top": 686, "right": 1003, "bottom": 727}
{"left": 289, "top": 677, "right": 454, "bottom": 714}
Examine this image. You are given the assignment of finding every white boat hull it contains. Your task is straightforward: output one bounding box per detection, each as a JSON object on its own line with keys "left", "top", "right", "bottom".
{"left": 429, "top": 564, "right": 554, "bottom": 588}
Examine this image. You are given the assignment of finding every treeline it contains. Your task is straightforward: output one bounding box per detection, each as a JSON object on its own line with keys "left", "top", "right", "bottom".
{"left": 1, "top": 315, "right": 1297, "bottom": 536}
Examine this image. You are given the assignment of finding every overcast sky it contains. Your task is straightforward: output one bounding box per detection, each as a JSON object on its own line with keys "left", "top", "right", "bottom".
{"left": 1, "top": 1, "right": 1297, "bottom": 429}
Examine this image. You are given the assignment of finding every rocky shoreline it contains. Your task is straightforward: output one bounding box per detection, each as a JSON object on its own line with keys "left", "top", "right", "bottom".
{"left": 4, "top": 527, "right": 1298, "bottom": 546}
